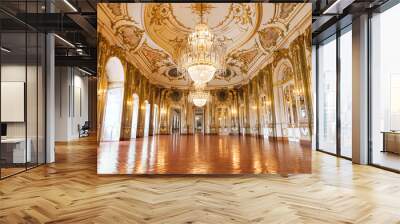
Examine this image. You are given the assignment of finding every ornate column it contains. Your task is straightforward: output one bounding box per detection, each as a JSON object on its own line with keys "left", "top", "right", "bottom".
{"left": 96, "top": 35, "right": 111, "bottom": 141}
{"left": 148, "top": 86, "right": 155, "bottom": 136}
{"left": 120, "top": 64, "right": 135, "bottom": 140}
{"left": 265, "top": 65, "right": 276, "bottom": 139}
{"left": 159, "top": 90, "right": 169, "bottom": 134}
{"left": 136, "top": 77, "right": 146, "bottom": 137}
{"left": 289, "top": 33, "right": 312, "bottom": 143}
{"left": 244, "top": 86, "right": 251, "bottom": 135}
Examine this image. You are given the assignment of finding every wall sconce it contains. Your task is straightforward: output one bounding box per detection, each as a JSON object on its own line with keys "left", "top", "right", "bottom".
{"left": 252, "top": 105, "right": 257, "bottom": 110}
{"left": 161, "top": 108, "right": 167, "bottom": 114}
{"left": 231, "top": 108, "right": 237, "bottom": 114}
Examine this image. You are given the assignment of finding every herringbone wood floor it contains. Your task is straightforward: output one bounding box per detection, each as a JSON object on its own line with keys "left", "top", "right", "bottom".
{"left": 1, "top": 136, "right": 400, "bottom": 224}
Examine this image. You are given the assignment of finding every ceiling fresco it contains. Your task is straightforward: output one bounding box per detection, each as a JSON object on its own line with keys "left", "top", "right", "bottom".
{"left": 98, "top": 3, "right": 311, "bottom": 89}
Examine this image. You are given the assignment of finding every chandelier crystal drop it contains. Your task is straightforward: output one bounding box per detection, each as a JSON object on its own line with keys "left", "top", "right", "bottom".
{"left": 179, "top": 4, "right": 225, "bottom": 85}
{"left": 188, "top": 83, "right": 210, "bottom": 107}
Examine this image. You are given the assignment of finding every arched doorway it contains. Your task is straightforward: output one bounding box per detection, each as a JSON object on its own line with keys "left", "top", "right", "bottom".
{"left": 131, "top": 94, "right": 139, "bottom": 139}
{"left": 170, "top": 108, "right": 181, "bottom": 134}
{"left": 194, "top": 107, "right": 204, "bottom": 134}
{"left": 273, "top": 60, "right": 299, "bottom": 141}
{"left": 101, "top": 57, "right": 124, "bottom": 141}
{"left": 143, "top": 100, "right": 151, "bottom": 137}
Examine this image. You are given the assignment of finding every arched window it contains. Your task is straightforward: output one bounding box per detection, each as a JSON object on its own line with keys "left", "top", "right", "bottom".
{"left": 131, "top": 94, "right": 139, "bottom": 139}
{"left": 101, "top": 57, "right": 124, "bottom": 141}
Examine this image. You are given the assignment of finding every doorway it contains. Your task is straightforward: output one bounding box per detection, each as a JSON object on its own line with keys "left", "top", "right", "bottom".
{"left": 194, "top": 108, "right": 204, "bottom": 134}
{"left": 171, "top": 108, "right": 181, "bottom": 134}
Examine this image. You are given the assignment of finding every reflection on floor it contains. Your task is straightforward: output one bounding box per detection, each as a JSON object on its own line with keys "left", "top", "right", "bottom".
{"left": 1, "top": 136, "right": 400, "bottom": 223}
{"left": 98, "top": 134, "right": 311, "bottom": 174}
{"left": 0, "top": 167, "right": 25, "bottom": 178}
{"left": 0, "top": 162, "right": 44, "bottom": 178}
{"left": 373, "top": 151, "right": 400, "bottom": 170}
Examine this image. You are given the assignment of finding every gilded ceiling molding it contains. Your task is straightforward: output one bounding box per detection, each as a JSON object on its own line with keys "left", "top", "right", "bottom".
{"left": 229, "top": 3, "right": 255, "bottom": 31}
{"left": 98, "top": 3, "right": 310, "bottom": 90}
{"left": 278, "top": 3, "right": 297, "bottom": 20}
{"left": 226, "top": 45, "right": 260, "bottom": 76}
{"left": 143, "top": 3, "right": 261, "bottom": 61}
{"left": 257, "top": 26, "right": 285, "bottom": 52}
{"left": 270, "top": 3, "right": 300, "bottom": 26}
{"left": 214, "top": 68, "right": 237, "bottom": 82}
{"left": 137, "top": 43, "right": 172, "bottom": 73}
{"left": 112, "top": 21, "right": 145, "bottom": 53}
{"left": 107, "top": 3, "right": 123, "bottom": 16}
{"left": 100, "top": 3, "right": 132, "bottom": 25}
{"left": 163, "top": 68, "right": 186, "bottom": 81}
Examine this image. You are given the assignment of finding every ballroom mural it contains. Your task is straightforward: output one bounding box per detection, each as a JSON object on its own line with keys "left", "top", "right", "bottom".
{"left": 97, "top": 3, "right": 312, "bottom": 174}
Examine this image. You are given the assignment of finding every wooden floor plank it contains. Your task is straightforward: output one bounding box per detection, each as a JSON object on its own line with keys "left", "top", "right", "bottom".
{"left": 0, "top": 136, "right": 399, "bottom": 223}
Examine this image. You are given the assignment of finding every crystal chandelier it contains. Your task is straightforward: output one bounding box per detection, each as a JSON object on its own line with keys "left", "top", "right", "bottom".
{"left": 188, "top": 84, "right": 210, "bottom": 107}
{"left": 179, "top": 4, "right": 225, "bottom": 85}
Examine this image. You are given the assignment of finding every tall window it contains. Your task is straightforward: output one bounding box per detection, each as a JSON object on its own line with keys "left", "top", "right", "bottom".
{"left": 371, "top": 3, "right": 400, "bottom": 171}
{"left": 317, "top": 36, "right": 337, "bottom": 154}
{"left": 340, "top": 27, "right": 352, "bottom": 158}
{"left": 101, "top": 57, "right": 124, "bottom": 141}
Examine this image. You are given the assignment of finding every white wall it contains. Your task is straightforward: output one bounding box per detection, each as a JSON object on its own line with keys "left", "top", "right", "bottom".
{"left": 1, "top": 65, "right": 37, "bottom": 138}
{"left": 55, "top": 67, "right": 89, "bottom": 141}
{"left": 1, "top": 63, "right": 46, "bottom": 164}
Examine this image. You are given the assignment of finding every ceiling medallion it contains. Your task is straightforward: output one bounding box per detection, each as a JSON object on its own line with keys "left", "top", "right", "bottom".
{"left": 188, "top": 83, "right": 210, "bottom": 107}
{"left": 178, "top": 3, "right": 226, "bottom": 86}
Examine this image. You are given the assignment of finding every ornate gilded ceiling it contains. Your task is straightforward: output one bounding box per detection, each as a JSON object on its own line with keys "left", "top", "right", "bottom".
{"left": 98, "top": 3, "right": 311, "bottom": 89}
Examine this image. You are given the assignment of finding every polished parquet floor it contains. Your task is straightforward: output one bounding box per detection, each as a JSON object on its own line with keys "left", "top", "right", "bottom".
{"left": 98, "top": 134, "right": 311, "bottom": 174}
{"left": 1, "top": 136, "right": 400, "bottom": 223}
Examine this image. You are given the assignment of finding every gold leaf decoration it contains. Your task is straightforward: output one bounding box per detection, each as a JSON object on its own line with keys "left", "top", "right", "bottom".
{"left": 116, "top": 25, "right": 144, "bottom": 51}
{"left": 107, "top": 3, "right": 122, "bottom": 16}
{"left": 279, "top": 3, "right": 296, "bottom": 20}
{"left": 232, "top": 4, "right": 253, "bottom": 26}
{"left": 150, "top": 4, "right": 171, "bottom": 26}
{"left": 258, "top": 27, "right": 283, "bottom": 49}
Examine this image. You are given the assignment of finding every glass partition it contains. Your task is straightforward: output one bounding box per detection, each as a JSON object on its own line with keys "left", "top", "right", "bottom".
{"left": 0, "top": 0, "right": 46, "bottom": 179}
{"left": 371, "top": 3, "right": 400, "bottom": 171}
{"left": 1, "top": 30, "right": 28, "bottom": 177}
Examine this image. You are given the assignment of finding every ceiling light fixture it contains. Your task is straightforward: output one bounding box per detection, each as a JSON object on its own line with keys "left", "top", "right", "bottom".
{"left": 188, "top": 83, "right": 210, "bottom": 107}
{"left": 77, "top": 67, "right": 93, "bottom": 76}
{"left": 54, "top": 34, "right": 75, "bottom": 48}
{"left": 63, "top": 0, "right": 78, "bottom": 12}
{"left": 322, "top": 0, "right": 354, "bottom": 15}
{"left": 1, "top": 47, "right": 11, "bottom": 53}
{"left": 179, "top": 3, "right": 225, "bottom": 85}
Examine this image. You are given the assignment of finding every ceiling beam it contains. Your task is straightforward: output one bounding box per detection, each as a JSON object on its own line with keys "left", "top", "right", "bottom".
{"left": 67, "top": 13, "right": 97, "bottom": 38}
{"left": 55, "top": 55, "right": 96, "bottom": 69}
